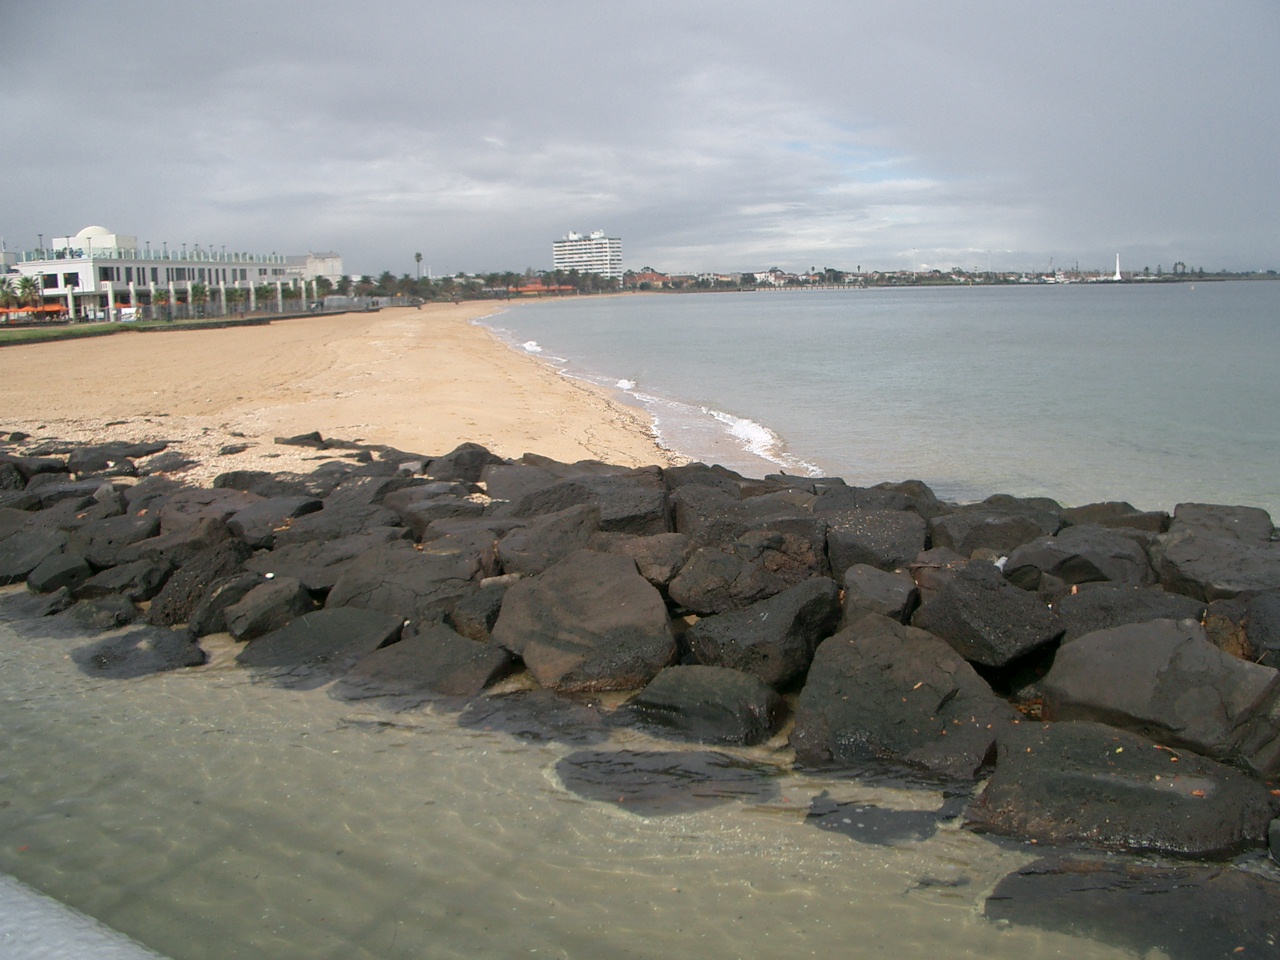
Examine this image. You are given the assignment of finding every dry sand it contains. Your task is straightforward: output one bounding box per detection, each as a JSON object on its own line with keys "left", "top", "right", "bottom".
{"left": 0, "top": 303, "right": 680, "bottom": 482}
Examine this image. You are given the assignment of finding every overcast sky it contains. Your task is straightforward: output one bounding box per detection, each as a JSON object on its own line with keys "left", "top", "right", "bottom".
{"left": 3, "top": 1, "right": 1277, "bottom": 277}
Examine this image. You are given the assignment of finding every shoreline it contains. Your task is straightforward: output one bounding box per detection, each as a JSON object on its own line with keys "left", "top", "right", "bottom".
{"left": 0, "top": 303, "right": 680, "bottom": 485}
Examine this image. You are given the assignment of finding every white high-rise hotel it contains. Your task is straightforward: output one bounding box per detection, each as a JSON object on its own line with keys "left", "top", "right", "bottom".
{"left": 552, "top": 230, "right": 622, "bottom": 280}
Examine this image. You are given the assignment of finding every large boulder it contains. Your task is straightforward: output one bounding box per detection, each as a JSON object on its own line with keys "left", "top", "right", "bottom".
{"left": 495, "top": 504, "right": 599, "bottom": 576}
{"left": 333, "top": 623, "right": 515, "bottom": 700}
{"left": 270, "top": 502, "right": 403, "bottom": 546}
{"left": 242, "top": 527, "right": 410, "bottom": 592}
{"left": 26, "top": 551, "right": 92, "bottom": 594}
{"left": 840, "top": 564, "right": 918, "bottom": 626}
{"left": 325, "top": 540, "right": 481, "bottom": 629}
{"left": 1003, "top": 524, "right": 1156, "bottom": 592}
{"left": 226, "top": 496, "right": 324, "bottom": 549}
{"left": 1041, "top": 618, "right": 1280, "bottom": 776}
{"left": 624, "top": 665, "right": 784, "bottom": 745}
{"left": 70, "top": 625, "right": 207, "bottom": 678}
{"left": 790, "top": 614, "right": 1020, "bottom": 780}
{"left": 966, "top": 720, "right": 1277, "bottom": 858}
{"left": 75, "top": 557, "right": 174, "bottom": 603}
{"left": 427, "top": 442, "right": 506, "bottom": 483}
{"left": 928, "top": 498, "right": 1063, "bottom": 557}
{"left": 911, "top": 562, "right": 1063, "bottom": 667}
{"left": 1062, "top": 500, "right": 1170, "bottom": 533}
{"left": 1053, "top": 582, "right": 1206, "bottom": 642}
{"left": 145, "top": 539, "right": 254, "bottom": 626}
{"left": 823, "top": 509, "right": 927, "bottom": 578}
{"left": 587, "top": 531, "right": 692, "bottom": 591}
{"left": 504, "top": 473, "right": 670, "bottom": 536}
{"left": 235, "top": 607, "right": 404, "bottom": 686}
{"left": 224, "top": 576, "right": 317, "bottom": 641}
{"left": 115, "top": 515, "right": 233, "bottom": 569}
{"left": 685, "top": 576, "right": 840, "bottom": 687}
{"left": 490, "top": 550, "right": 676, "bottom": 692}
{"left": 157, "top": 488, "right": 264, "bottom": 535}
{"left": 65, "top": 513, "right": 161, "bottom": 569}
{"left": 1152, "top": 503, "right": 1280, "bottom": 601}
{"left": 186, "top": 572, "right": 265, "bottom": 638}
{"left": 668, "top": 526, "right": 827, "bottom": 615}
{"left": 0, "top": 528, "right": 69, "bottom": 585}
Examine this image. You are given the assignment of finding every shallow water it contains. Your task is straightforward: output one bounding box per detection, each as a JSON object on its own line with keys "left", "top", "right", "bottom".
{"left": 487, "top": 282, "right": 1280, "bottom": 515}
{"left": 0, "top": 590, "right": 1155, "bottom": 960}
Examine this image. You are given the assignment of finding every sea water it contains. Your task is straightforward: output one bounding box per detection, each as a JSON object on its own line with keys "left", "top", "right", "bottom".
{"left": 485, "top": 281, "right": 1280, "bottom": 516}
{"left": 0, "top": 597, "right": 1147, "bottom": 960}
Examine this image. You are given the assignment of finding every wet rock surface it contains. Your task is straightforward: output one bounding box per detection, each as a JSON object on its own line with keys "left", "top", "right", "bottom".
{"left": 4, "top": 431, "right": 1280, "bottom": 886}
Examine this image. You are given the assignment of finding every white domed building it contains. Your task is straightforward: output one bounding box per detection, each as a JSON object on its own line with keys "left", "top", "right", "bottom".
{"left": 5, "top": 226, "right": 341, "bottom": 321}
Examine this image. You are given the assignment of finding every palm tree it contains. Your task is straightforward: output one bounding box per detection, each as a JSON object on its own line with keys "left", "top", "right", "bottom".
{"left": 153, "top": 288, "right": 171, "bottom": 321}
{"left": 190, "top": 282, "right": 209, "bottom": 318}
{"left": 225, "top": 287, "right": 246, "bottom": 315}
{"left": 415, "top": 252, "right": 423, "bottom": 281}
{"left": 16, "top": 275, "right": 42, "bottom": 319}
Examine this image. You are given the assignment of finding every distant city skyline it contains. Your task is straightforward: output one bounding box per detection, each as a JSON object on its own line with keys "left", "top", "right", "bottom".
{"left": 2, "top": 1, "right": 1277, "bottom": 278}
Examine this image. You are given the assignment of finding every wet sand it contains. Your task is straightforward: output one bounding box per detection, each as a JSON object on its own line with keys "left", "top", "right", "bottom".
{"left": 0, "top": 303, "right": 678, "bottom": 482}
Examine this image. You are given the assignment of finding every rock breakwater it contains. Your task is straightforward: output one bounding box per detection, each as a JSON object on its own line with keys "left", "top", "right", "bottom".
{"left": 3, "top": 430, "right": 1280, "bottom": 893}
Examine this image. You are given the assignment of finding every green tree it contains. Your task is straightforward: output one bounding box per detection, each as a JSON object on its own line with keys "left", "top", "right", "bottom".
{"left": 16, "top": 275, "right": 42, "bottom": 318}
{"left": 336, "top": 275, "right": 353, "bottom": 295}
{"left": 190, "top": 282, "right": 209, "bottom": 318}
{"left": 415, "top": 252, "right": 423, "bottom": 281}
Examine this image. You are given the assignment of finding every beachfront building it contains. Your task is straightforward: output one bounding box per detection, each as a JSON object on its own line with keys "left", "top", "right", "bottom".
{"left": 3, "top": 225, "right": 342, "bottom": 321}
{"left": 552, "top": 230, "right": 622, "bottom": 280}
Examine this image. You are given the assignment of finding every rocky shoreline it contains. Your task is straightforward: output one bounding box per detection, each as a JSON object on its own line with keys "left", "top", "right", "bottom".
{"left": 3, "top": 428, "right": 1280, "bottom": 949}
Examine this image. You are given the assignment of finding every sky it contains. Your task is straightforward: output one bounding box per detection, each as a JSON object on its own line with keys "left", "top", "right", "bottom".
{"left": 3, "top": 1, "right": 1277, "bottom": 278}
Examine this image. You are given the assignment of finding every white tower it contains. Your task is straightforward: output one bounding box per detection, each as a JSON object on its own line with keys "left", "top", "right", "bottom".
{"left": 1113, "top": 254, "right": 1122, "bottom": 281}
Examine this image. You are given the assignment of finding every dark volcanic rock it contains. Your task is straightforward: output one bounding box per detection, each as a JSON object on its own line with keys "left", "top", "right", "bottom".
{"left": 840, "top": 564, "right": 919, "bottom": 626}
{"left": 586, "top": 531, "right": 691, "bottom": 591}
{"left": 224, "top": 576, "right": 317, "bottom": 641}
{"left": 26, "top": 551, "right": 92, "bottom": 594}
{"left": 624, "top": 665, "right": 784, "bottom": 745}
{"left": 490, "top": 550, "right": 676, "bottom": 692}
{"left": 504, "top": 473, "right": 670, "bottom": 536}
{"left": 808, "top": 792, "right": 965, "bottom": 847}
{"left": 145, "top": 539, "right": 254, "bottom": 626}
{"left": 333, "top": 623, "right": 515, "bottom": 701}
{"left": 0, "top": 529, "right": 69, "bottom": 585}
{"left": 65, "top": 513, "right": 161, "bottom": 568}
{"left": 447, "top": 582, "right": 507, "bottom": 643}
{"left": 911, "top": 562, "right": 1063, "bottom": 667}
{"left": 75, "top": 558, "right": 174, "bottom": 603}
{"left": 965, "top": 720, "right": 1276, "bottom": 857}
{"left": 226, "top": 496, "right": 324, "bottom": 549}
{"left": 495, "top": 503, "right": 600, "bottom": 576}
{"left": 1003, "top": 524, "right": 1156, "bottom": 592}
{"left": 479, "top": 462, "right": 559, "bottom": 503}
{"left": 668, "top": 527, "right": 827, "bottom": 615}
{"left": 791, "top": 614, "right": 1020, "bottom": 780}
{"left": 157, "top": 488, "right": 264, "bottom": 535}
{"left": 1041, "top": 618, "right": 1280, "bottom": 775}
{"left": 824, "top": 509, "right": 927, "bottom": 578}
{"left": 427, "top": 442, "right": 506, "bottom": 483}
{"left": 325, "top": 540, "right": 481, "bottom": 628}
{"left": 1053, "top": 582, "right": 1206, "bottom": 642}
{"left": 62, "top": 595, "right": 141, "bottom": 631}
{"left": 1152, "top": 502, "right": 1280, "bottom": 601}
{"left": 456, "top": 689, "right": 611, "bottom": 745}
{"left": 685, "top": 576, "right": 840, "bottom": 687}
{"left": 116, "top": 516, "right": 233, "bottom": 569}
{"left": 270, "top": 502, "right": 404, "bottom": 546}
{"left": 554, "top": 749, "right": 779, "bottom": 815}
{"left": 1062, "top": 500, "right": 1170, "bottom": 532}
{"left": 243, "top": 527, "right": 411, "bottom": 592}
{"left": 984, "top": 856, "right": 1280, "bottom": 960}
{"left": 71, "top": 625, "right": 207, "bottom": 678}
{"left": 235, "top": 607, "right": 404, "bottom": 687}
{"left": 928, "top": 500, "right": 1062, "bottom": 557}
{"left": 186, "top": 572, "right": 265, "bottom": 638}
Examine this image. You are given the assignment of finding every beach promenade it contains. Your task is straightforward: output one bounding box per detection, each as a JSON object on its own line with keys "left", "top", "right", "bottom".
{"left": 0, "top": 303, "right": 673, "bottom": 482}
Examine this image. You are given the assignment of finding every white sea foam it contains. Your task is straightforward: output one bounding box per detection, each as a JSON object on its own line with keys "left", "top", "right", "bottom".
{"left": 616, "top": 379, "right": 637, "bottom": 390}
{"left": 521, "top": 340, "right": 543, "bottom": 353}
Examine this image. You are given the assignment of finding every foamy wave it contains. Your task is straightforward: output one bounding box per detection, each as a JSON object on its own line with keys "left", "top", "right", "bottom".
{"left": 521, "top": 341, "right": 543, "bottom": 353}
{"left": 616, "top": 379, "right": 637, "bottom": 390}
{"left": 706, "top": 408, "right": 822, "bottom": 476}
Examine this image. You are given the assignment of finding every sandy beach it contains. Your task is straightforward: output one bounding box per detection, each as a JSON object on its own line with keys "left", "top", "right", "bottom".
{"left": 0, "top": 303, "right": 678, "bottom": 481}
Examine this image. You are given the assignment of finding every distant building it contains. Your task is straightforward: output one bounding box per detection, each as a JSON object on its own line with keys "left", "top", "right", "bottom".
{"left": 552, "top": 230, "right": 622, "bottom": 280}
{"left": 6, "top": 225, "right": 339, "bottom": 319}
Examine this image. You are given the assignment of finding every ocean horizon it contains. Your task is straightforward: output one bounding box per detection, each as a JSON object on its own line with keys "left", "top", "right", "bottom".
{"left": 484, "top": 281, "right": 1280, "bottom": 517}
